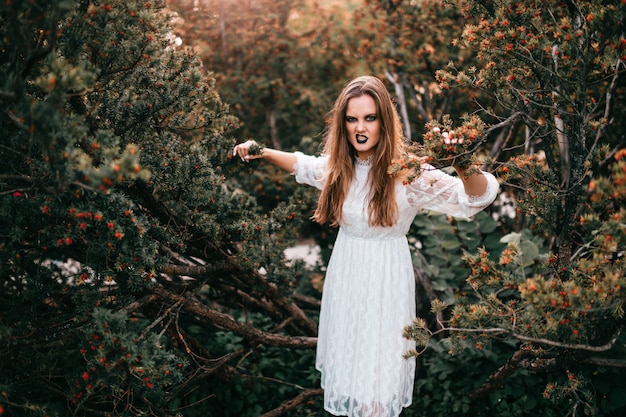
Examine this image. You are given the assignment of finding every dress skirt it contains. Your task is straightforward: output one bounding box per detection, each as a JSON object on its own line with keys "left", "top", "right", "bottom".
{"left": 315, "top": 229, "right": 416, "bottom": 417}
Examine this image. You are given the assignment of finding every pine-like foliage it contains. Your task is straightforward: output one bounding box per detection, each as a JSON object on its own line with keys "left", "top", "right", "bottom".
{"left": 2, "top": 0, "right": 625, "bottom": 416}
{"left": 0, "top": 1, "right": 316, "bottom": 416}
{"left": 402, "top": 0, "right": 626, "bottom": 415}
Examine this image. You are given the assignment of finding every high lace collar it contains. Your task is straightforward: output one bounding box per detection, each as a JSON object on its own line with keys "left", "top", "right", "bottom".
{"left": 355, "top": 155, "right": 374, "bottom": 167}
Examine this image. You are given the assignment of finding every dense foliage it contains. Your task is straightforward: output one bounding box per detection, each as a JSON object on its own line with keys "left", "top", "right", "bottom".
{"left": 403, "top": 1, "right": 626, "bottom": 415}
{"left": 1, "top": 0, "right": 624, "bottom": 416}
{"left": 1, "top": 1, "right": 313, "bottom": 416}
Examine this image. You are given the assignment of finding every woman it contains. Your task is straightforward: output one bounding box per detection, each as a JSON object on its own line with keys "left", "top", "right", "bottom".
{"left": 233, "top": 75, "right": 499, "bottom": 417}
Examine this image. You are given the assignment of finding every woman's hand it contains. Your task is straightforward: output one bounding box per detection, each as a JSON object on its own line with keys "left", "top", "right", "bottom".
{"left": 233, "top": 140, "right": 264, "bottom": 163}
{"left": 231, "top": 142, "right": 298, "bottom": 173}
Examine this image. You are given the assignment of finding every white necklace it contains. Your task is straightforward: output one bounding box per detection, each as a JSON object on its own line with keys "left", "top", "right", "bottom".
{"left": 355, "top": 155, "right": 374, "bottom": 167}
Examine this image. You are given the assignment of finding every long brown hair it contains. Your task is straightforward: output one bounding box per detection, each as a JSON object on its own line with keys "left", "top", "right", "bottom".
{"left": 314, "top": 76, "right": 406, "bottom": 227}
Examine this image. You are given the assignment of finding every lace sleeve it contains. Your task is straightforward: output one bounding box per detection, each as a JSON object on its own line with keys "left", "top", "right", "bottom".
{"left": 292, "top": 152, "right": 328, "bottom": 190}
{"left": 405, "top": 164, "right": 499, "bottom": 219}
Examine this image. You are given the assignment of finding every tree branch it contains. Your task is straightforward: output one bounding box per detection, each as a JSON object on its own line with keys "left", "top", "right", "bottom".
{"left": 160, "top": 261, "right": 234, "bottom": 277}
{"left": 468, "top": 349, "right": 529, "bottom": 399}
{"left": 153, "top": 286, "right": 317, "bottom": 348}
{"left": 583, "top": 357, "right": 626, "bottom": 368}
{"left": 588, "top": 58, "right": 624, "bottom": 158}
{"left": 483, "top": 111, "right": 525, "bottom": 140}
{"left": 435, "top": 326, "right": 622, "bottom": 353}
{"left": 159, "top": 249, "right": 318, "bottom": 336}
{"left": 291, "top": 292, "right": 321, "bottom": 310}
{"left": 469, "top": 349, "right": 560, "bottom": 399}
{"left": 231, "top": 270, "right": 319, "bottom": 336}
{"left": 259, "top": 388, "right": 324, "bottom": 417}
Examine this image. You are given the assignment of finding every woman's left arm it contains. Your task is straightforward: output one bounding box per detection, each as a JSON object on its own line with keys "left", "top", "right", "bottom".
{"left": 404, "top": 163, "right": 499, "bottom": 220}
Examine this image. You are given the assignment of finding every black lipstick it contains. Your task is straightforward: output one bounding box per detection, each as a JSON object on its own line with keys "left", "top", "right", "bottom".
{"left": 356, "top": 134, "right": 368, "bottom": 144}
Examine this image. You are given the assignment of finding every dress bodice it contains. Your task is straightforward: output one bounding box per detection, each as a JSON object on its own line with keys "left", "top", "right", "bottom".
{"left": 340, "top": 160, "right": 416, "bottom": 240}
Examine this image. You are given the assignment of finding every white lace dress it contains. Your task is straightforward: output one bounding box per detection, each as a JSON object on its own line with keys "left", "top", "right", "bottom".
{"left": 292, "top": 152, "right": 499, "bottom": 417}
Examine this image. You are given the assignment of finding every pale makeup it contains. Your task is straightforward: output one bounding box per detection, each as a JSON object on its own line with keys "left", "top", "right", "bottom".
{"left": 345, "top": 94, "right": 381, "bottom": 160}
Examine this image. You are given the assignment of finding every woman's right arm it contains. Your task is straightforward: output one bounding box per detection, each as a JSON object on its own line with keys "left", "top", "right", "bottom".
{"left": 234, "top": 140, "right": 328, "bottom": 190}
{"left": 233, "top": 140, "right": 297, "bottom": 173}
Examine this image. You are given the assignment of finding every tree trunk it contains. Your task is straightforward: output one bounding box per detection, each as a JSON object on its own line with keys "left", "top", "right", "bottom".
{"left": 385, "top": 70, "right": 412, "bottom": 140}
{"left": 266, "top": 106, "right": 281, "bottom": 150}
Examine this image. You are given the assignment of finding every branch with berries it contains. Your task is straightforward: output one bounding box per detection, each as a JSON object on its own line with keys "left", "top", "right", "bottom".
{"left": 423, "top": 114, "right": 486, "bottom": 174}
{"left": 387, "top": 153, "right": 424, "bottom": 185}
{"left": 388, "top": 114, "right": 488, "bottom": 183}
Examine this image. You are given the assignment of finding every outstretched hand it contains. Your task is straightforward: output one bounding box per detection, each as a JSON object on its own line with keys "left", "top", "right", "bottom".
{"left": 232, "top": 140, "right": 265, "bottom": 163}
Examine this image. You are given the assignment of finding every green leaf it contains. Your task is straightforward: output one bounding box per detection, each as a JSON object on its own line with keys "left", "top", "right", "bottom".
{"left": 478, "top": 216, "right": 498, "bottom": 234}
{"left": 520, "top": 240, "right": 539, "bottom": 266}
{"left": 500, "top": 232, "right": 522, "bottom": 244}
{"left": 440, "top": 239, "right": 462, "bottom": 250}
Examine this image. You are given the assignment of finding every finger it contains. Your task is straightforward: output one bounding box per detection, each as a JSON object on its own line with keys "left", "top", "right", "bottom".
{"left": 244, "top": 154, "right": 262, "bottom": 162}
{"left": 234, "top": 147, "right": 245, "bottom": 161}
{"left": 233, "top": 145, "right": 247, "bottom": 162}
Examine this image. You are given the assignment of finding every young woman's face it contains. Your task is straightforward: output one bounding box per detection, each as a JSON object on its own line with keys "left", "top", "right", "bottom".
{"left": 345, "top": 94, "right": 381, "bottom": 160}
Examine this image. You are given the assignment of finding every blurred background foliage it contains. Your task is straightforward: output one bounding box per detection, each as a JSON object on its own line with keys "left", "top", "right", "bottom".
{"left": 0, "top": 0, "right": 624, "bottom": 416}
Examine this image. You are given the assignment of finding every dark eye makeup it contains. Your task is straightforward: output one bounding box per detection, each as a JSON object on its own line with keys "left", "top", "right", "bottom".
{"left": 345, "top": 115, "right": 377, "bottom": 122}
